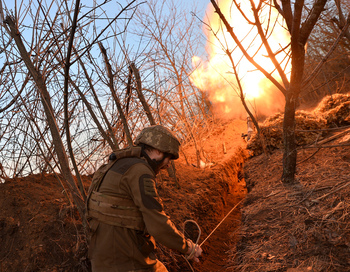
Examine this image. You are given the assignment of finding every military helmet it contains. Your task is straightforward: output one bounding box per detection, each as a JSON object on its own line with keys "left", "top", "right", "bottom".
{"left": 134, "top": 125, "right": 180, "bottom": 159}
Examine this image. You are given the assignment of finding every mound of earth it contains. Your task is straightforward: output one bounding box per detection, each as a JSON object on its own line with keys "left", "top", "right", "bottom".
{"left": 247, "top": 111, "right": 326, "bottom": 156}
{"left": 247, "top": 93, "right": 350, "bottom": 156}
{"left": 315, "top": 93, "right": 350, "bottom": 126}
{"left": 0, "top": 174, "right": 91, "bottom": 272}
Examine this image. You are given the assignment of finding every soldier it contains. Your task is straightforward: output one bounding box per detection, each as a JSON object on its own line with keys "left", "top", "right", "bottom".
{"left": 247, "top": 115, "right": 255, "bottom": 141}
{"left": 86, "top": 125, "right": 202, "bottom": 271}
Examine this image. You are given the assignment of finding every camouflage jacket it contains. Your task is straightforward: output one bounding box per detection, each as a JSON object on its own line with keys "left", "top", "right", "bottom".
{"left": 87, "top": 147, "right": 188, "bottom": 271}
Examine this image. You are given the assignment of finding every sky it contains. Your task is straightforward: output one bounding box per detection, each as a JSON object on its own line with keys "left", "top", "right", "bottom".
{"left": 1, "top": 0, "right": 212, "bottom": 58}
{"left": 2, "top": 0, "right": 211, "bottom": 19}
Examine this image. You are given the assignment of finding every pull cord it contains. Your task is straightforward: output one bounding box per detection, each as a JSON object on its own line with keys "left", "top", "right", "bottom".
{"left": 181, "top": 198, "right": 244, "bottom": 271}
{"left": 182, "top": 220, "right": 201, "bottom": 272}
{"left": 199, "top": 198, "right": 243, "bottom": 247}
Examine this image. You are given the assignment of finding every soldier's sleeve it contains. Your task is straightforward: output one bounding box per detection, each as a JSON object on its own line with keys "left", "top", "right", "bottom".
{"left": 126, "top": 163, "right": 189, "bottom": 254}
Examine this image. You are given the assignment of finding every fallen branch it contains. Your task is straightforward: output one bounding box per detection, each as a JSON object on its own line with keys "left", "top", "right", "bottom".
{"left": 299, "top": 143, "right": 350, "bottom": 149}
{"left": 314, "top": 127, "right": 350, "bottom": 145}
{"left": 312, "top": 180, "right": 350, "bottom": 202}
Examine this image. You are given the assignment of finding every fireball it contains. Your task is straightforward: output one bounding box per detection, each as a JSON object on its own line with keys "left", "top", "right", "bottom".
{"left": 191, "top": 0, "right": 290, "bottom": 119}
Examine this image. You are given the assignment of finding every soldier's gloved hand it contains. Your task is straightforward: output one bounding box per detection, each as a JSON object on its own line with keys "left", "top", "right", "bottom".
{"left": 186, "top": 240, "right": 203, "bottom": 262}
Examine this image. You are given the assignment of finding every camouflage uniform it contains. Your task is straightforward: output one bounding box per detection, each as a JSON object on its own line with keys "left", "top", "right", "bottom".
{"left": 86, "top": 126, "right": 188, "bottom": 272}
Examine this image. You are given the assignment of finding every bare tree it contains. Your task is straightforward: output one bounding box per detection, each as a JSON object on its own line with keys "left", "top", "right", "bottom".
{"left": 298, "top": 1, "right": 350, "bottom": 104}
{"left": 301, "top": 2, "right": 350, "bottom": 89}
{"left": 5, "top": 15, "right": 86, "bottom": 217}
{"left": 208, "top": 0, "right": 347, "bottom": 184}
{"left": 0, "top": 0, "right": 139, "bottom": 221}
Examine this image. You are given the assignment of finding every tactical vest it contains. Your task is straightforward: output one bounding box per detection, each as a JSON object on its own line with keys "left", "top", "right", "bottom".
{"left": 85, "top": 146, "right": 145, "bottom": 231}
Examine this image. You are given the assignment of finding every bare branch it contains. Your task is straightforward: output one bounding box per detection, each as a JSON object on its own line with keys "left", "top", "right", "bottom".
{"left": 130, "top": 63, "right": 156, "bottom": 125}
{"left": 250, "top": 0, "right": 290, "bottom": 90}
{"left": 332, "top": 0, "right": 350, "bottom": 41}
{"left": 4, "top": 15, "right": 86, "bottom": 220}
{"left": 209, "top": 0, "right": 286, "bottom": 94}
{"left": 99, "top": 42, "right": 133, "bottom": 147}
{"left": 280, "top": 0, "right": 293, "bottom": 32}
{"left": 0, "top": 74, "right": 29, "bottom": 113}
{"left": 299, "top": 0, "right": 328, "bottom": 44}
{"left": 63, "top": 0, "right": 86, "bottom": 200}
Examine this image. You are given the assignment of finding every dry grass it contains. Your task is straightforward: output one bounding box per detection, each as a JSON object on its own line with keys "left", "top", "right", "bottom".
{"left": 229, "top": 135, "right": 350, "bottom": 271}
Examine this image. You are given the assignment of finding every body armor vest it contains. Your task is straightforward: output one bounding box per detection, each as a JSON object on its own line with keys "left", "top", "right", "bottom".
{"left": 85, "top": 146, "right": 145, "bottom": 231}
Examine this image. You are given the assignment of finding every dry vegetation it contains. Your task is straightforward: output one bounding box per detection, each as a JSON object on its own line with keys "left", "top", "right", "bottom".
{"left": 233, "top": 132, "right": 350, "bottom": 272}
{"left": 247, "top": 94, "right": 350, "bottom": 156}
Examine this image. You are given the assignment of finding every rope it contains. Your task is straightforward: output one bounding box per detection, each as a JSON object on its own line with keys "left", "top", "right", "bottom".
{"left": 183, "top": 219, "right": 202, "bottom": 259}
{"left": 200, "top": 198, "right": 243, "bottom": 247}
{"left": 182, "top": 255, "right": 195, "bottom": 272}
{"left": 182, "top": 220, "right": 202, "bottom": 272}
{"left": 181, "top": 198, "right": 244, "bottom": 271}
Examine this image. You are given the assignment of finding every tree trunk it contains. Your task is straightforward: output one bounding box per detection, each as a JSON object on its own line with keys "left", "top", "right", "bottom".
{"left": 281, "top": 93, "right": 297, "bottom": 184}
{"left": 5, "top": 16, "right": 86, "bottom": 221}
{"left": 282, "top": 40, "right": 305, "bottom": 184}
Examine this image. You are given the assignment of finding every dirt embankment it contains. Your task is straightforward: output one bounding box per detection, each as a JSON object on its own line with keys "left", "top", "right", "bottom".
{"left": 0, "top": 174, "right": 90, "bottom": 272}
{"left": 229, "top": 94, "right": 350, "bottom": 271}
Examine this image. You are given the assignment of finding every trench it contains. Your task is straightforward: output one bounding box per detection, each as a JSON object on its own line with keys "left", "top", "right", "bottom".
{"left": 159, "top": 148, "right": 248, "bottom": 272}
{"left": 195, "top": 152, "right": 247, "bottom": 272}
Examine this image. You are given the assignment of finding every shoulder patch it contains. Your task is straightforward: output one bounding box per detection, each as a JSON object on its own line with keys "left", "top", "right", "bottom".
{"left": 139, "top": 174, "right": 163, "bottom": 211}
{"left": 143, "top": 177, "right": 158, "bottom": 197}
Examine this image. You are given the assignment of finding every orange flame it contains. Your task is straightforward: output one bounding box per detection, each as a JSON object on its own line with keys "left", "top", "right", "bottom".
{"left": 191, "top": 0, "right": 290, "bottom": 119}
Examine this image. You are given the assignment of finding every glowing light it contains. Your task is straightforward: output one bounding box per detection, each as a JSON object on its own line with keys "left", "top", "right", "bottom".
{"left": 190, "top": 0, "right": 291, "bottom": 119}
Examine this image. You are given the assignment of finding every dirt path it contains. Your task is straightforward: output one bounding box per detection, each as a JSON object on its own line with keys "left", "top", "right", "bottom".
{"left": 195, "top": 194, "right": 245, "bottom": 272}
